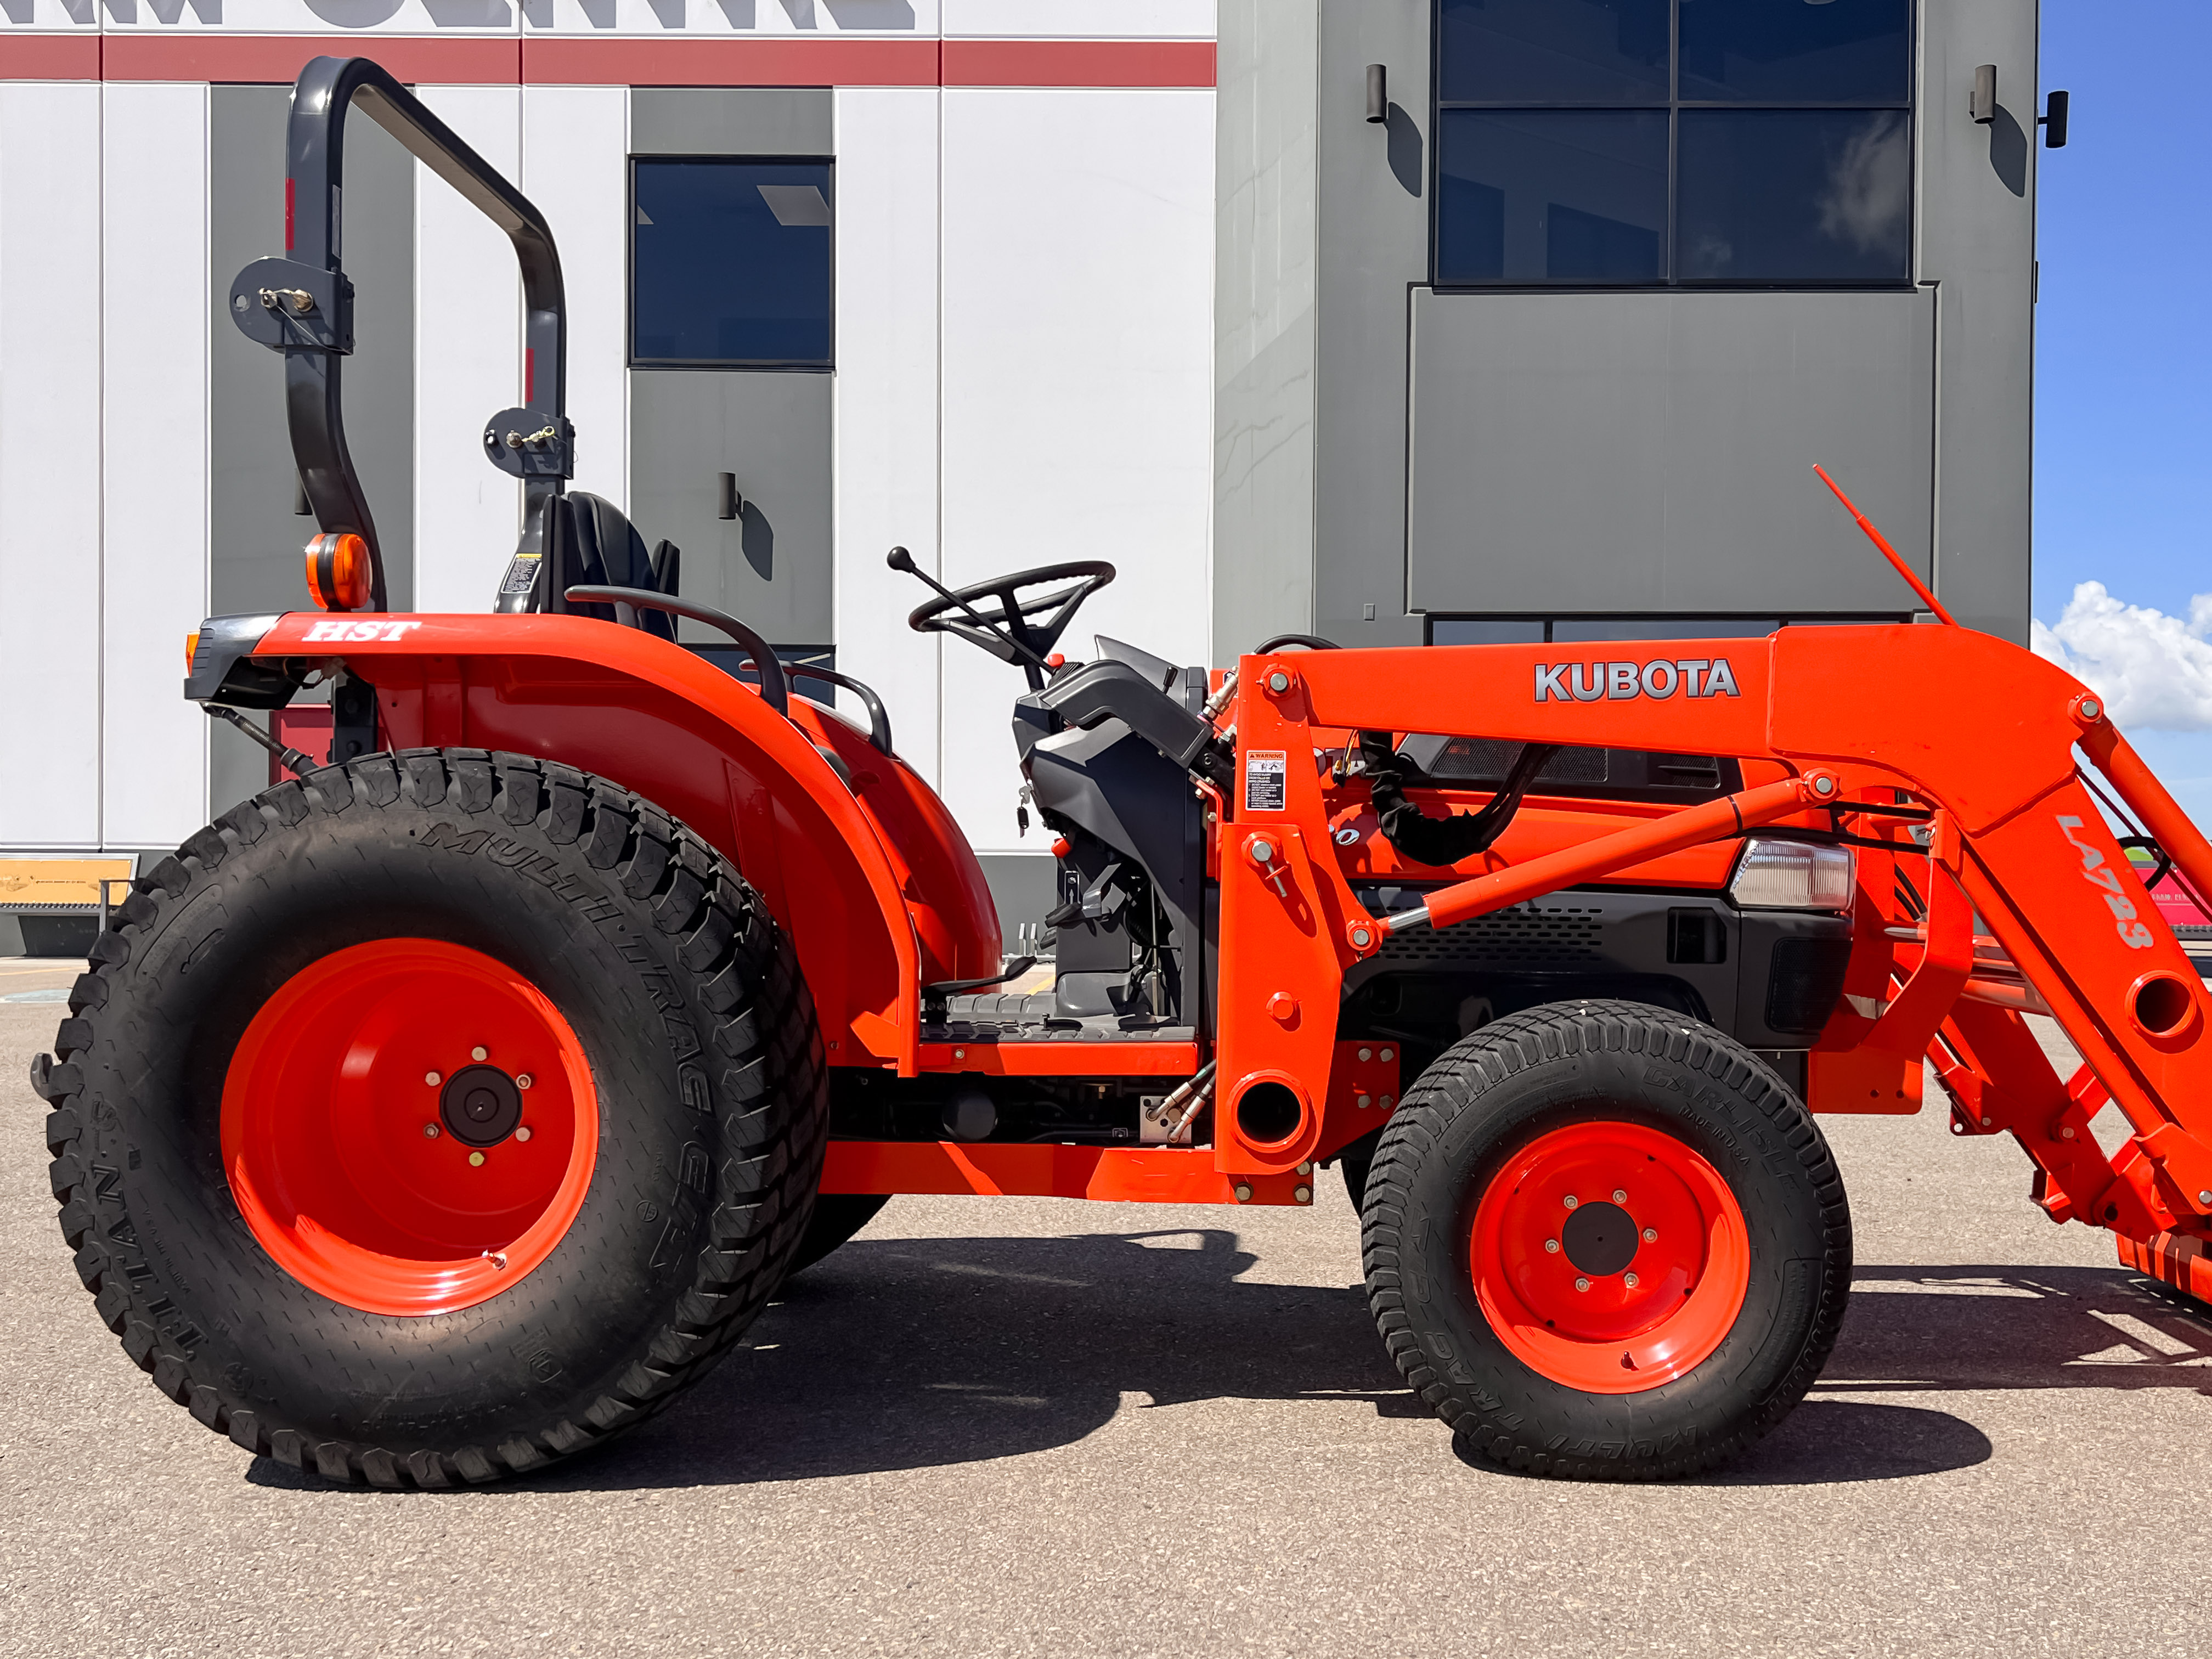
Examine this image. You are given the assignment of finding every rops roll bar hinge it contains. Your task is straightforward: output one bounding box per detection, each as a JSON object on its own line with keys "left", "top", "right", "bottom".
{"left": 226, "top": 55, "right": 573, "bottom": 615}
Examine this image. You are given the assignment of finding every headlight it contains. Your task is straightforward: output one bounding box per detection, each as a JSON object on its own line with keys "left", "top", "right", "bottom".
{"left": 1730, "top": 839, "right": 1855, "bottom": 911}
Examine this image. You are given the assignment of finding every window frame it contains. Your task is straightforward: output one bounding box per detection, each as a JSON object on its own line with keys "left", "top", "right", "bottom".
{"left": 627, "top": 153, "right": 838, "bottom": 372}
{"left": 1429, "top": 0, "right": 1917, "bottom": 292}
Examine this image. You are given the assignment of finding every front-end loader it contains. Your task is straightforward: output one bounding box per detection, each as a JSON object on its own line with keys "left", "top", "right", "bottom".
{"left": 35, "top": 59, "right": 2212, "bottom": 1485}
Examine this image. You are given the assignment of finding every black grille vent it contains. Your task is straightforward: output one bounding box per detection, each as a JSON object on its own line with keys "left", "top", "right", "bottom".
{"left": 1766, "top": 936, "right": 1853, "bottom": 1035}
{"left": 1378, "top": 905, "right": 1606, "bottom": 966}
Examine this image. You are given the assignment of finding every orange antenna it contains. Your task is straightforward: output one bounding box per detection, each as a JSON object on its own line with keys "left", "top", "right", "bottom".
{"left": 1813, "top": 464, "right": 1958, "bottom": 627}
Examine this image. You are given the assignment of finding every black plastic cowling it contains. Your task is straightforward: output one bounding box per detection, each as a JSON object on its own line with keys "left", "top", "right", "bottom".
{"left": 1036, "top": 658, "right": 1234, "bottom": 787}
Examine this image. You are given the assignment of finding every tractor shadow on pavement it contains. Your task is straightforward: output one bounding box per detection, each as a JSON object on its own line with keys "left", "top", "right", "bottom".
{"left": 241, "top": 1249, "right": 2211, "bottom": 1494}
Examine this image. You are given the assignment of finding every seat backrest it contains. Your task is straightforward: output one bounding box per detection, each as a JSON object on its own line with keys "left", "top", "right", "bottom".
{"left": 553, "top": 492, "right": 678, "bottom": 640}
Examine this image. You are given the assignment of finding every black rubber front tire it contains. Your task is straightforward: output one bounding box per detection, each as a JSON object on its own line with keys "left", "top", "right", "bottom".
{"left": 33, "top": 749, "right": 827, "bottom": 1487}
{"left": 788, "top": 1193, "right": 891, "bottom": 1274}
{"left": 1361, "top": 1000, "right": 1850, "bottom": 1480}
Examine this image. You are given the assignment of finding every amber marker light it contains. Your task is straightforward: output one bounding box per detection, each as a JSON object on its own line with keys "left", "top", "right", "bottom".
{"left": 306, "top": 532, "right": 373, "bottom": 612}
{"left": 184, "top": 631, "right": 201, "bottom": 674}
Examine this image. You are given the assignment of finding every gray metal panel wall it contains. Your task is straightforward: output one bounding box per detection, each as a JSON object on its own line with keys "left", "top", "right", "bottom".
{"left": 627, "top": 88, "right": 836, "bottom": 648}
{"left": 630, "top": 88, "right": 833, "bottom": 157}
{"left": 208, "top": 86, "right": 412, "bottom": 814}
{"left": 1921, "top": 0, "right": 2040, "bottom": 643}
{"left": 1406, "top": 290, "right": 1936, "bottom": 614}
{"left": 1212, "top": 0, "right": 1320, "bottom": 664}
{"left": 629, "top": 371, "right": 833, "bottom": 644}
{"left": 1310, "top": 0, "right": 1429, "bottom": 647}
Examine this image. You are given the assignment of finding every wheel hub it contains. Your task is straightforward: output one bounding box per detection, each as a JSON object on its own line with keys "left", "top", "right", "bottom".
{"left": 1560, "top": 1199, "right": 1638, "bottom": 1277}
{"left": 1469, "top": 1119, "right": 1752, "bottom": 1393}
{"left": 440, "top": 1064, "right": 523, "bottom": 1147}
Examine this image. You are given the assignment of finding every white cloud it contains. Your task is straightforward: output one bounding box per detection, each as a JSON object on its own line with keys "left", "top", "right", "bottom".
{"left": 2032, "top": 581, "right": 2212, "bottom": 731}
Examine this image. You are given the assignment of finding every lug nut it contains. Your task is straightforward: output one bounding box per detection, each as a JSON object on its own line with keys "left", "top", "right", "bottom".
{"left": 471, "top": 1046, "right": 488, "bottom": 1062}
{"left": 1233, "top": 1183, "right": 1254, "bottom": 1202}
{"left": 425, "top": 1071, "right": 441, "bottom": 1086}
{"left": 1379, "top": 1047, "right": 1395, "bottom": 1062}
{"left": 1612, "top": 1188, "right": 1627, "bottom": 1203}
{"left": 1544, "top": 1239, "right": 1560, "bottom": 1254}
{"left": 1356, "top": 1093, "right": 1372, "bottom": 1109}
{"left": 1642, "top": 1227, "right": 1657, "bottom": 1243}
{"left": 1294, "top": 1186, "right": 1312, "bottom": 1204}
{"left": 469, "top": 1151, "right": 486, "bottom": 1167}
{"left": 1624, "top": 1272, "right": 1640, "bottom": 1289}
{"left": 1575, "top": 1277, "right": 1591, "bottom": 1292}
{"left": 1357, "top": 1047, "right": 1373, "bottom": 1062}
{"left": 423, "top": 1122, "right": 441, "bottom": 1138}
{"left": 1563, "top": 1194, "right": 1579, "bottom": 1210}
{"left": 517, "top": 1074, "right": 533, "bottom": 1090}
{"left": 515, "top": 1126, "right": 533, "bottom": 1142}
{"left": 1297, "top": 1161, "right": 1313, "bottom": 1175}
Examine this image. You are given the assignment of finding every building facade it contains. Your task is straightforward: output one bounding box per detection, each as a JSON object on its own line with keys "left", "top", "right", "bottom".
{"left": 0, "top": 0, "right": 2043, "bottom": 939}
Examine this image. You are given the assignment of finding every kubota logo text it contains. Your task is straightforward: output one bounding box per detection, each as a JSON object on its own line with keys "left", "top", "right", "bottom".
{"left": 2056, "top": 814, "right": 2157, "bottom": 949}
{"left": 1533, "top": 658, "right": 1741, "bottom": 703}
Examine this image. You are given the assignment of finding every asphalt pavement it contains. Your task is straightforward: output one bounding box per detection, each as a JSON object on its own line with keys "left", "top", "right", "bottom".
{"left": 2, "top": 955, "right": 2208, "bottom": 1658}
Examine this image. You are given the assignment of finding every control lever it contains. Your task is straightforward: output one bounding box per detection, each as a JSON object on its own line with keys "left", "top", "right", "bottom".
{"left": 885, "top": 547, "right": 1054, "bottom": 675}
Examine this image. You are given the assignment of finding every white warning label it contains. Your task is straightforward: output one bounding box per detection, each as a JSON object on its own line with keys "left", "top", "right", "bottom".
{"left": 1243, "top": 749, "right": 1288, "bottom": 812}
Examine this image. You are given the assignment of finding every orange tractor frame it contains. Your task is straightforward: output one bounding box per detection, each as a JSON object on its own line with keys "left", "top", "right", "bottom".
{"left": 33, "top": 58, "right": 2212, "bottom": 1487}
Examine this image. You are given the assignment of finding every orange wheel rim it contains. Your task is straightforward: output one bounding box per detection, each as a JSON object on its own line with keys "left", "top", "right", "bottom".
{"left": 221, "top": 939, "right": 599, "bottom": 1317}
{"left": 1469, "top": 1120, "right": 1750, "bottom": 1394}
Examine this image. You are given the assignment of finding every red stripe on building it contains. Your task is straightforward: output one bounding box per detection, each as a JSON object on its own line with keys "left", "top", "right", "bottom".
{"left": 98, "top": 32, "right": 521, "bottom": 84}
{"left": 943, "top": 38, "right": 1214, "bottom": 88}
{"left": 0, "top": 32, "right": 101, "bottom": 80}
{"left": 522, "top": 35, "right": 937, "bottom": 87}
{"left": 0, "top": 32, "right": 1216, "bottom": 88}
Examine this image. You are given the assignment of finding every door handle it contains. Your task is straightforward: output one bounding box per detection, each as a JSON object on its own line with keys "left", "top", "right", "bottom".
{"left": 716, "top": 472, "right": 743, "bottom": 521}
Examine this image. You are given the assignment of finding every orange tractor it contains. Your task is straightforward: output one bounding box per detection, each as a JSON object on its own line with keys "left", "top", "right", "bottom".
{"left": 36, "top": 59, "right": 2212, "bottom": 1486}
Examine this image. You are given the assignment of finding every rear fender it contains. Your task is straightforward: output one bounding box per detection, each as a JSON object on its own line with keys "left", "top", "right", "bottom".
{"left": 226, "top": 612, "right": 941, "bottom": 1073}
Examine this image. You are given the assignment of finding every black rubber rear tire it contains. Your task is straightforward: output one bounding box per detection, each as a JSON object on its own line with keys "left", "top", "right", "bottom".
{"left": 1361, "top": 1000, "right": 1850, "bottom": 1480}
{"left": 33, "top": 749, "right": 827, "bottom": 1487}
{"left": 788, "top": 1193, "right": 891, "bottom": 1274}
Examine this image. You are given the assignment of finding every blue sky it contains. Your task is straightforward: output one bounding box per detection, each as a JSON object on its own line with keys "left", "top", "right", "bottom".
{"left": 2036, "top": 1, "right": 2212, "bottom": 806}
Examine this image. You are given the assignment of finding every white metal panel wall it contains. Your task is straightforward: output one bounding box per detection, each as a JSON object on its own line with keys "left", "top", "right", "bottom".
{"left": 101, "top": 82, "right": 211, "bottom": 851}
{"left": 833, "top": 86, "right": 944, "bottom": 786}
{"left": 943, "top": 0, "right": 1215, "bottom": 36}
{"left": 523, "top": 86, "right": 629, "bottom": 512}
{"left": 0, "top": 83, "right": 104, "bottom": 850}
{"left": 413, "top": 87, "right": 522, "bottom": 617}
{"left": 938, "top": 87, "right": 1216, "bottom": 854}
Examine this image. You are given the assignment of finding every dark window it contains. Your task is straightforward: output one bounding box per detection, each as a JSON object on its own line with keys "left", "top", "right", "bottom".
{"left": 1438, "top": 0, "right": 1669, "bottom": 104}
{"left": 1677, "top": 0, "right": 1911, "bottom": 104}
{"left": 1434, "top": 0, "right": 1912, "bottom": 287}
{"left": 631, "top": 158, "right": 833, "bottom": 366}
{"left": 1677, "top": 109, "right": 1910, "bottom": 281}
{"left": 1437, "top": 110, "right": 1667, "bottom": 284}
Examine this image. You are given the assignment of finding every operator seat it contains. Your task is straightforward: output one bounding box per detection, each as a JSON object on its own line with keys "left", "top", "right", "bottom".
{"left": 550, "top": 491, "right": 681, "bottom": 640}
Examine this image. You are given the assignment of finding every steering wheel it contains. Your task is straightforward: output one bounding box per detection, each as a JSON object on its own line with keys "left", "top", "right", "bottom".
{"left": 898, "top": 554, "right": 1116, "bottom": 678}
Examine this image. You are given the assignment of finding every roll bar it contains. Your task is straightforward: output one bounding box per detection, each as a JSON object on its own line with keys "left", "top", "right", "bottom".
{"left": 227, "top": 56, "right": 571, "bottom": 614}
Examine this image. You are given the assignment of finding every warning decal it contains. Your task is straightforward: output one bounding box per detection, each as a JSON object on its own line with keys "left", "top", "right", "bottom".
{"left": 1243, "top": 749, "right": 1288, "bottom": 812}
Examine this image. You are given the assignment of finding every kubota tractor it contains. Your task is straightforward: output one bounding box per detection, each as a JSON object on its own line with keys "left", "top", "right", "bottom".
{"left": 35, "top": 59, "right": 2212, "bottom": 1486}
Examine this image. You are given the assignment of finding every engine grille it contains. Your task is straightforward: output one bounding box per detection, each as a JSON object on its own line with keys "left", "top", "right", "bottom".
{"left": 1376, "top": 904, "right": 1607, "bottom": 966}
